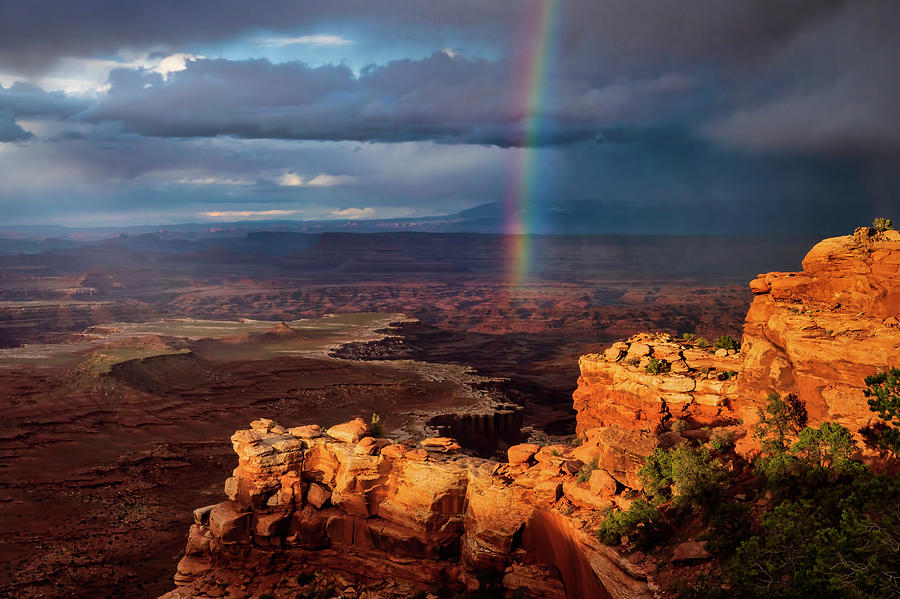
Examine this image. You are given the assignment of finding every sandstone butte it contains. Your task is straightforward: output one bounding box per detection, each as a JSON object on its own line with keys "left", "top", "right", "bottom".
{"left": 162, "top": 228, "right": 900, "bottom": 599}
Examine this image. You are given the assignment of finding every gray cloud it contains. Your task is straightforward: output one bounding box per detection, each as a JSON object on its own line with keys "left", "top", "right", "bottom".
{"left": 703, "top": 1, "right": 900, "bottom": 155}
{"left": 0, "top": 111, "right": 32, "bottom": 142}
{"left": 0, "top": 82, "right": 90, "bottom": 142}
{"left": 0, "top": 82, "right": 87, "bottom": 118}
{"left": 0, "top": 0, "right": 897, "bottom": 232}
{"left": 82, "top": 54, "right": 697, "bottom": 146}
{"left": 0, "top": 1, "right": 842, "bottom": 73}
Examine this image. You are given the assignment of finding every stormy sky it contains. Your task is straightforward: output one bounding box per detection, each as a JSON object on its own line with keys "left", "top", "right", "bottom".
{"left": 0, "top": 0, "right": 898, "bottom": 233}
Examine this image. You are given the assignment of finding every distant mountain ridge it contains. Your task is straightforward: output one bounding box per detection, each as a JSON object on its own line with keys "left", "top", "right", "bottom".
{"left": 0, "top": 199, "right": 856, "bottom": 245}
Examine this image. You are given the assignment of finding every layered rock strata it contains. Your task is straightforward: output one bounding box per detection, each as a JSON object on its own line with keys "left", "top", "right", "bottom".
{"left": 164, "top": 418, "right": 653, "bottom": 598}
{"left": 573, "top": 228, "right": 900, "bottom": 460}
{"left": 738, "top": 227, "right": 900, "bottom": 433}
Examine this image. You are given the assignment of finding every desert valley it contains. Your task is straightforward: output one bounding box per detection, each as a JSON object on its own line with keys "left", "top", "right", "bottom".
{"left": 0, "top": 226, "right": 897, "bottom": 598}
{"left": 2, "top": 2, "right": 899, "bottom": 597}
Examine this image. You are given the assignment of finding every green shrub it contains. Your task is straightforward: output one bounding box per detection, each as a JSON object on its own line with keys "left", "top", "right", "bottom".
{"left": 369, "top": 412, "right": 383, "bottom": 437}
{"left": 576, "top": 457, "right": 599, "bottom": 483}
{"left": 790, "top": 422, "right": 861, "bottom": 472}
{"left": 709, "top": 430, "right": 735, "bottom": 452}
{"left": 639, "top": 442, "right": 726, "bottom": 509}
{"left": 872, "top": 217, "right": 893, "bottom": 232}
{"left": 674, "top": 373, "right": 900, "bottom": 599}
{"left": 696, "top": 337, "right": 710, "bottom": 348}
{"left": 681, "top": 332, "right": 697, "bottom": 341}
{"left": 639, "top": 448, "right": 673, "bottom": 502}
{"left": 596, "top": 499, "right": 662, "bottom": 547}
{"left": 704, "top": 501, "right": 751, "bottom": 556}
{"left": 864, "top": 367, "right": 900, "bottom": 452}
{"left": 668, "top": 443, "right": 728, "bottom": 508}
{"left": 645, "top": 357, "right": 670, "bottom": 375}
{"left": 714, "top": 335, "right": 739, "bottom": 351}
{"left": 671, "top": 419, "right": 688, "bottom": 433}
{"left": 753, "top": 392, "right": 807, "bottom": 455}
{"left": 731, "top": 473, "right": 900, "bottom": 599}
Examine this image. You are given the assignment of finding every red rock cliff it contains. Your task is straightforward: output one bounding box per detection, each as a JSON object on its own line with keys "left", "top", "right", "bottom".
{"left": 574, "top": 227, "right": 900, "bottom": 458}
{"left": 736, "top": 228, "right": 900, "bottom": 433}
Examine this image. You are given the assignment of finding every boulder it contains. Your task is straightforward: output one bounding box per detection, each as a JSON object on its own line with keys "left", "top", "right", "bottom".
{"left": 605, "top": 347, "right": 625, "bottom": 362}
{"left": 534, "top": 445, "right": 568, "bottom": 463}
{"left": 673, "top": 541, "right": 710, "bottom": 561}
{"left": 380, "top": 444, "right": 409, "bottom": 459}
{"left": 184, "top": 524, "right": 210, "bottom": 556}
{"left": 572, "top": 426, "right": 657, "bottom": 489}
{"left": 208, "top": 502, "right": 251, "bottom": 542}
{"left": 327, "top": 418, "right": 369, "bottom": 443}
{"left": 255, "top": 511, "right": 291, "bottom": 537}
{"left": 289, "top": 424, "right": 322, "bottom": 439}
{"left": 421, "top": 437, "right": 462, "bottom": 453}
{"left": 588, "top": 469, "right": 617, "bottom": 496}
{"left": 307, "top": 483, "right": 332, "bottom": 509}
{"left": 250, "top": 418, "right": 278, "bottom": 433}
{"left": 507, "top": 443, "right": 540, "bottom": 465}
{"left": 192, "top": 504, "right": 216, "bottom": 526}
{"left": 627, "top": 343, "right": 651, "bottom": 357}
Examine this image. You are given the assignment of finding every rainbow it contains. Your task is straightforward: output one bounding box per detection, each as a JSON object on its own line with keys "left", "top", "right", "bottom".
{"left": 505, "top": 0, "right": 560, "bottom": 288}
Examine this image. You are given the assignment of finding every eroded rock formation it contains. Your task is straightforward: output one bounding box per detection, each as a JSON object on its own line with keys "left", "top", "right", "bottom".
{"left": 163, "top": 418, "right": 652, "bottom": 599}
{"left": 164, "top": 230, "right": 899, "bottom": 598}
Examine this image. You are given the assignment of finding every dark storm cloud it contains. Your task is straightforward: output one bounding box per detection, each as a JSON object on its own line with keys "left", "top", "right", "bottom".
{"left": 80, "top": 53, "right": 696, "bottom": 146}
{"left": 1, "top": 0, "right": 895, "bottom": 155}
{"left": 0, "top": 82, "right": 85, "bottom": 118}
{"left": 705, "top": 1, "right": 900, "bottom": 156}
{"left": 0, "top": 0, "right": 843, "bottom": 72}
{"left": 1, "top": 0, "right": 898, "bottom": 231}
{"left": 0, "top": 83, "right": 90, "bottom": 142}
{"left": 0, "top": 111, "right": 32, "bottom": 142}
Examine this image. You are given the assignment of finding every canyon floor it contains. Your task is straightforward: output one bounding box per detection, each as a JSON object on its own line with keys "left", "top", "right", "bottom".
{"left": 0, "top": 233, "right": 816, "bottom": 598}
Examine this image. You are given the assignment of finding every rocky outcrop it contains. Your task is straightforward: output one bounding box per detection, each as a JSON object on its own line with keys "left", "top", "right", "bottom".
{"left": 164, "top": 419, "right": 653, "bottom": 599}
{"left": 571, "top": 332, "right": 745, "bottom": 488}
{"left": 738, "top": 228, "right": 900, "bottom": 435}
{"left": 164, "top": 230, "right": 899, "bottom": 598}
{"left": 574, "top": 333, "right": 741, "bottom": 437}
{"left": 573, "top": 228, "right": 900, "bottom": 459}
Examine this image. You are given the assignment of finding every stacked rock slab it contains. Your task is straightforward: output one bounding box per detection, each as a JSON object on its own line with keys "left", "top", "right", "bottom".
{"left": 164, "top": 420, "right": 653, "bottom": 599}
{"left": 574, "top": 333, "right": 741, "bottom": 436}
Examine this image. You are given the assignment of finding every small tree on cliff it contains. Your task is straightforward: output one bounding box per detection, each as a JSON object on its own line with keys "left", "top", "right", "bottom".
{"left": 872, "top": 217, "right": 893, "bottom": 233}
{"left": 865, "top": 367, "right": 900, "bottom": 453}
{"left": 714, "top": 335, "right": 740, "bottom": 351}
{"left": 754, "top": 392, "right": 807, "bottom": 454}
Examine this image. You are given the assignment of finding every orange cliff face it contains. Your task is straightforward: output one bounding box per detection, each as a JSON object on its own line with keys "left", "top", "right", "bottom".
{"left": 573, "top": 227, "right": 900, "bottom": 458}
{"left": 738, "top": 227, "right": 900, "bottom": 435}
